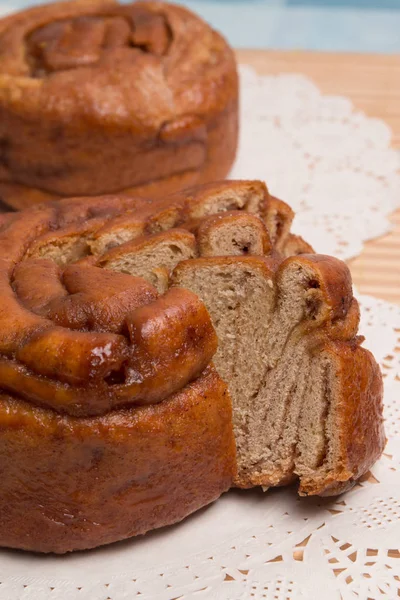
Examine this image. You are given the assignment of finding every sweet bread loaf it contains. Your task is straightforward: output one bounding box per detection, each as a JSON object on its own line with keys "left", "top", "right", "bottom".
{"left": 0, "top": 180, "right": 384, "bottom": 553}
{"left": 0, "top": 0, "right": 238, "bottom": 209}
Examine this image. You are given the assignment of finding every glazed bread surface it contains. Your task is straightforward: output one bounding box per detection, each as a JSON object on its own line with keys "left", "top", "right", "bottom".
{"left": 0, "top": 0, "right": 238, "bottom": 209}
{"left": 61, "top": 178, "right": 383, "bottom": 496}
{"left": 0, "top": 192, "right": 237, "bottom": 553}
{"left": 0, "top": 180, "right": 385, "bottom": 552}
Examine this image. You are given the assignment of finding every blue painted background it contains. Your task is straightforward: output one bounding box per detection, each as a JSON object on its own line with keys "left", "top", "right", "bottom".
{"left": 2, "top": 0, "right": 400, "bottom": 52}
{"left": 174, "top": 0, "right": 400, "bottom": 52}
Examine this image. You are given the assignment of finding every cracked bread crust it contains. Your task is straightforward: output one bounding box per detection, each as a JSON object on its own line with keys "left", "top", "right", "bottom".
{"left": 0, "top": 0, "right": 238, "bottom": 209}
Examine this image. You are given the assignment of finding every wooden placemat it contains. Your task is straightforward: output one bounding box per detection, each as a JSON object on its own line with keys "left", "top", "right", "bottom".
{"left": 237, "top": 50, "right": 400, "bottom": 304}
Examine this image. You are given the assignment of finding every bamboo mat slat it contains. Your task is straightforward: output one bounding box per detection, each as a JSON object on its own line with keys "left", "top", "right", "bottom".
{"left": 237, "top": 50, "right": 400, "bottom": 304}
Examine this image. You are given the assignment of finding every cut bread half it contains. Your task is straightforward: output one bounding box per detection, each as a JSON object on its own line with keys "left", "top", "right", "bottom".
{"left": 23, "top": 180, "right": 385, "bottom": 495}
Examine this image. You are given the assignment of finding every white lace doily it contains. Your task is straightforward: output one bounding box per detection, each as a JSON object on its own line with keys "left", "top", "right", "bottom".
{"left": 0, "top": 64, "right": 399, "bottom": 600}
{"left": 232, "top": 65, "right": 400, "bottom": 260}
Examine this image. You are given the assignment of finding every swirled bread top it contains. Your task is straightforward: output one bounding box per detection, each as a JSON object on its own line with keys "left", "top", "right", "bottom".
{"left": 0, "top": 0, "right": 237, "bottom": 130}
{"left": 0, "top": 180, "right": 347, "bottom": 420}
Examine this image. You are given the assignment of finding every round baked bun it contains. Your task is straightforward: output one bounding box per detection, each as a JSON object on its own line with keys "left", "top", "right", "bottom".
{"left": 0, "top": 0, "right": 238, "bottom": 209}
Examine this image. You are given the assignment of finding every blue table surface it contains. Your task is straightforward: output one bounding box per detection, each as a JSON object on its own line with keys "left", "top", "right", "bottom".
{"left": 2, "top": 0, "right": 400, "bottom": 53}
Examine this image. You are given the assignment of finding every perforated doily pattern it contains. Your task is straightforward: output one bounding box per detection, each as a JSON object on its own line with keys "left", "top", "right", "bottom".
{"left": 231, "top": 66, "right": 400, "bottom": 260}
{"left": 0, "top": 66, "right": 398, "bottom": 599}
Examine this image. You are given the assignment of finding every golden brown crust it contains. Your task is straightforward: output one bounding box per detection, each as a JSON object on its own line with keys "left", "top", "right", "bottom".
{"left": 0, "top": 0, "right": 238, "bottom": 208}
{"left": 0, "top": 194, "right": 229, "bottom": 420}
{"left": 0, "top": 367, "right": 236, "bottom": 553}
{"left": 277, "top": 254, "right": 354, "bottom": 327}
{"left": 0, "top": 183, "right": 246, "bottom": 552}
{"left": 124, "top": 287, "right": 218, "bottom": 405}
{"left": 298, "top": 340, "right": 385, "bottom": 496}
{"left": 168, "top": 179, "right": 270, "bottom": 219}
{"left": 0, "top": 287, "right": 217, "bottom": 416}
{"left": 0, "top": 179, "right": 385, "bottom": 553}
{"left": 0, "top": 182, "right": 359, "bottom": 421}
